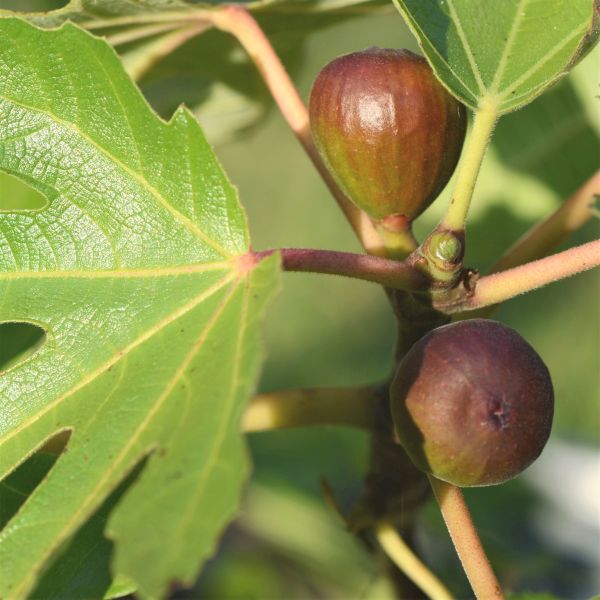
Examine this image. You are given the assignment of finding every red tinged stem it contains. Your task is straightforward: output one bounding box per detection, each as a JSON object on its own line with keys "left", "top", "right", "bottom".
{"left": 253, "top": 248, "right": 428, "bottom": 290}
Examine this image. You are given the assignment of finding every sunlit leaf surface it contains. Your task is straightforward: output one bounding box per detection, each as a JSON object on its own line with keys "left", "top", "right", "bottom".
{"left": 0, "top": 18, "right": 278, "bottom": 597}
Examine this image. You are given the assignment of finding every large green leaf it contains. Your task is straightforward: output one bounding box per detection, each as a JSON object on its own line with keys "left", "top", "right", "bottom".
{"left": 0, "top": 17, "right": 278, "bottom": 598}
{"left": 393, "top": 0, "right": 599, "bottom": 114}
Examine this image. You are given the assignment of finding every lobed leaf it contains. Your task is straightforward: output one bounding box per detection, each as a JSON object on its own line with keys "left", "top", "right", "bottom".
{"left": 393, "top": 0, "right": 599, "bottom": 114}
{"left": 0, "top": 17, "right": 278, "bottom": 598}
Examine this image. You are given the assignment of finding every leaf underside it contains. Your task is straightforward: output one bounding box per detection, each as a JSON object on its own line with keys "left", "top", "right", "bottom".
{"left": 0, "top": 1, "right": 390, "bottom": 144}
{"left": 394, "top": 0, "right": 599, "bottom": 114}
{"left": 0, "top": 17, "right": 278, "bottom": 598}
{"left": 0, "top": 0, "right": 390, "bottom": 25}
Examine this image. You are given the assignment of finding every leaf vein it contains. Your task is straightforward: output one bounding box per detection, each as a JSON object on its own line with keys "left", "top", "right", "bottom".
{"left": 0, "top": 259, "right": 231, "bottom": 280}
{"left": 446, "top": 0, "right": 486, "bottom": 94}
{"left": 162, "top": 275, "right": 250, "bottom": 565}
{"left": 0, "top": 94, "right": 230, "bottom": 258}
{"left": 489, "top": 0, "right": 527, "bottom": 93}
{"left": 11, "top": 277, "right": 243, "bottom": 595}
{"left": 0, "top": 272, "right": 236, "bottom": 450}
{"left": 498, "top": 20, "right": 588, "bottom": 100}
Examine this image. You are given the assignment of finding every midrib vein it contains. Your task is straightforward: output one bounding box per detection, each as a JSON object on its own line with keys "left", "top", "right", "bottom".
{"left": 498, "top": 21, "right": 589, "bottom": 99}
{"left": 446, "top": 0, "right": 486, "bottom": 95}
{"left": 0, "top": 259, "right": 232, "bottom": 280}
{"left": 489, "top": 0, "right": 527, "bottom": 93}
{"left": 0, "top": 93, "right": 230, "bottom": 258}
{"left": 398, "top": 5, "right": 476, "bottom": 104}
{"left": 163, "top": 274, "right": 249, "bottom": 566}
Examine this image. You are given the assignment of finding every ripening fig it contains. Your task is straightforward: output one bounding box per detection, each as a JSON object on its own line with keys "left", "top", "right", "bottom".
{"left": 309, "top": 47, "right": 466, "bottom": 222}
{"left": 390, "top": 319, "right": 554, "bottom": 487}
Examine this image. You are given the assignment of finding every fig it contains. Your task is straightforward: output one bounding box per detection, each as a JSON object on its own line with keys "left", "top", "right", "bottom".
{"left": 309, "top": 47, "right": 466, "bottom": 222}
{"left": 390, "top": 319, "right": 554, "bottom": 487}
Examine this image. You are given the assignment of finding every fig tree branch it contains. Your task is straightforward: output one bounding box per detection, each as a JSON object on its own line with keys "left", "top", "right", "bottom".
{"left": 211, "top": 4, "right": 385, "bottom": 256}
{"left": 441, "top": 97, "right": 499, "bottom": 233}
{"left": 242, "top": 385, "right": 382, "bottom": 432}
{"left": 107, "top": 22, "right": 187, "bottom": 46}
{"left": 375, "top": 521, "right": 455, "bottom": 600}
{"left": 82, "top": 11, "right": 203, "bottom": 29}
{"left": 428, "top": 477, "right": 505, "bottom": 600}
{"left": 254, "top": 248, "right": 429, "bottom": 290}
{"left": 490, "top": 169, "right": 600, "bottom": 273}
{"left": 466, "top": 238, "right": 600, "bottom": 310}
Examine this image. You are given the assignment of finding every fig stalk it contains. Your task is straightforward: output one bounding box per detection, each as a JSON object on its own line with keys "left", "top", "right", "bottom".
{"left": 429, "top": 477, "right": 505, "bottom": 600}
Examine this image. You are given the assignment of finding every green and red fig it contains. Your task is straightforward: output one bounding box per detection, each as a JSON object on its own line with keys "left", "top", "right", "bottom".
{"left": 390, "top": 319, "right": 554, "bottom": 487}
{"left": 309, "top": 47, "right": 466, "bottom": 222}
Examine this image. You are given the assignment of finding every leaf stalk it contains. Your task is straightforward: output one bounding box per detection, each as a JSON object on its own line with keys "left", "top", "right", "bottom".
{"left": 441, "top": 98, "right": 499, "bottom": 232}
{"left": 254, "top": 248, "right": 429, "bottom": 290}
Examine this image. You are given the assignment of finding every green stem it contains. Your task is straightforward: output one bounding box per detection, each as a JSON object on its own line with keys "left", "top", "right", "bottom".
{"left": 428, "top": 476, "right": 505, "bottom": 600}
{"left": 242, "top": 386, "right": 382, "bottom": 432}
{"left": 376, "top": 220, "right": 419, "bottom": 261}
{"left": 441, "top": 99, "right": 499, "bottom": 232}
{"left": 376, "top": 521, "right": 455, "bottom": 600}
{"left": 122, "top": 23, "right": 210, "bottom": 81}
{"left": 81, "top": 11, "right": 212, "bottom": 29}
{"left": 417, "top": 228, "right": 465, "bottom": 287}
{"left": 106, "top": 22, "right": 185, "bottom": 46}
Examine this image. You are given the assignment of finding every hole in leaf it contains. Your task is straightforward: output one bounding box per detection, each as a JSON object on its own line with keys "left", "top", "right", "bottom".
{"left": 0, "top": 321, "right": 47, "bottom": 370}
{"left": 30, "top": 458, "right": 148, "bottom": 599}
{"left": 0, "top": 429, "right": 72, "bottom": 530}
{"left": 0, "top": 172, "right": 47, "bottom": 210}
{"left": 0, "top": 0, "right": 68, "bottom": 11}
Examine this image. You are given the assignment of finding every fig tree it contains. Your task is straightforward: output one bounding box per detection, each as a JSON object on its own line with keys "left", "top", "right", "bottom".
{"left": 309, "top": 47, "right": 466, "bottom": 222}
{"left": 390, "top": 319, "right": 554, "bottom": 487}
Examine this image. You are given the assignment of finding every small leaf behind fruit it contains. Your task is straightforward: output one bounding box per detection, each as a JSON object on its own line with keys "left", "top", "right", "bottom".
{"left": 393, "top": 0, "right": 599, "bottom": 114}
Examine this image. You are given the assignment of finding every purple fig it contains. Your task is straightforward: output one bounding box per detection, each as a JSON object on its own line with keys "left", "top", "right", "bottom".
{"left": 390, "top": 319, "right": 554, "bottom": 487}
{"left": 309, "top": 47, "right": 466, "bottom": 222}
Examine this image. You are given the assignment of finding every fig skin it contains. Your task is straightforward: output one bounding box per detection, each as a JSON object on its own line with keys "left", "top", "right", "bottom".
{"left": 390, "top": 319, "right": 554, "bottom": 487}
{"left": 309, "top": 47, "right": 466, "bottom": 221}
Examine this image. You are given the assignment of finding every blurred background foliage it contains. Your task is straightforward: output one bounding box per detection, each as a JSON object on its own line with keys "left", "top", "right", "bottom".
{"left": 0, "top": 0, "right": 598, "bottom": 598}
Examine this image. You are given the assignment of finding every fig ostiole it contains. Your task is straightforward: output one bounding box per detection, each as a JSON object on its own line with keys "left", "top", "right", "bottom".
{"left": 390, "top": 319, "right": 554, "bottom": 487}
{"left": 309, "top": 47, "right": 467, "bottom": 223}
